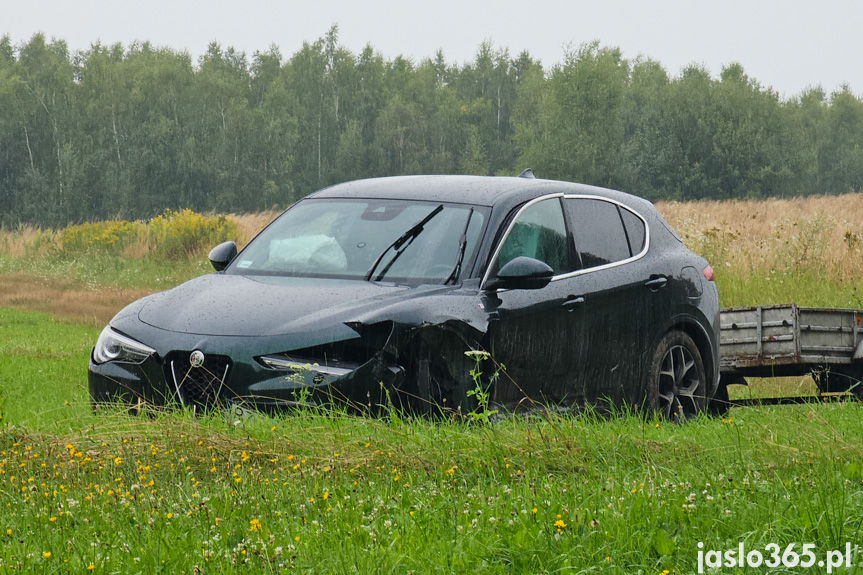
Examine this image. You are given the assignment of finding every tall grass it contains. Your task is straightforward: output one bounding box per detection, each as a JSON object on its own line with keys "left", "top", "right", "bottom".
{"left": 0, "top": 210, "right": 247, "bottom": 296}
{"left": 0, "top": 209, "right": 270, "bottom": 263}
{"left": 3, "top": 196, "right": 862, "bottom": 309}
{"left": 657, "top": 192, "right": 863, "bottom": 307}
{"left": 0, "top": 224, "right": 60, "bottom": 259}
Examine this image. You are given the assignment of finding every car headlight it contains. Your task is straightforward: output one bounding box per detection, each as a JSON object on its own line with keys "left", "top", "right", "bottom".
{"left": 93, "top": 326, "right": 156, "bottom": 365}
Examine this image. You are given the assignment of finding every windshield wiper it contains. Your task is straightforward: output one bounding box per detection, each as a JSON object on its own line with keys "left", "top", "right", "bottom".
{"left": 444, "top": 208, "right": 474, "bottom": 285}
{"left": 364, "top": 204, "right": 445, "bottom": 282}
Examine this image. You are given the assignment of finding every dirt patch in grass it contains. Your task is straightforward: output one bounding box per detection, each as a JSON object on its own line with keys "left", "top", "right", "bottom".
{"left": 0, "top": 272, "right": 154, "bottom": 328}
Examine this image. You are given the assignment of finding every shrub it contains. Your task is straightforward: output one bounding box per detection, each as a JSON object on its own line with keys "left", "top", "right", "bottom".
{"left": 55, "top": 210, "right": 238, "bottom": 261}
{"left": 147, "top": 209, "right": 239, "bottom": 260}
{"left": 59, "top": 220, "right": 146, "bottom": 256}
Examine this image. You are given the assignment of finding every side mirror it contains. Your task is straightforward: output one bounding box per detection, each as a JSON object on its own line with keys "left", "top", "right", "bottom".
{"left": 208, "top": 241, "right": 238, "bottom": 271}
{"left": 483, "top": 256, "right": 554, "bottom": 291}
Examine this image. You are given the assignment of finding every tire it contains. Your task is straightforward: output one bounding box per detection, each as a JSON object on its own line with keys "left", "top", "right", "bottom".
{"left": 648, "top": 331, "right": 707, "bottom": 420}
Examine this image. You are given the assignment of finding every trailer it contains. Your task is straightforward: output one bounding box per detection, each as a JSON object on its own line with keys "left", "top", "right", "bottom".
{"left": 719, "top": 304, "right": 863, "bottom": 397}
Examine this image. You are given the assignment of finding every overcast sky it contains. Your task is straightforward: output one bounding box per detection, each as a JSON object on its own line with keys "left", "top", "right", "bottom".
{"left": 4, "top": 0, "right": 861, "bottom": 99}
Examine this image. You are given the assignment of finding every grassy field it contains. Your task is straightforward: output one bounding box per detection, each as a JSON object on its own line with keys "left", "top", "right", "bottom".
{"left": 2, "top": 309, "right": 863, "bottom": 573}
{"left": 2, "top": 196, "right": 863, "bottom": 572}
{"left": 3, "top": 194, "right": 863, "bottom": 307}
{"left": 658, "top": 193, "right": 863, "bottom": 309}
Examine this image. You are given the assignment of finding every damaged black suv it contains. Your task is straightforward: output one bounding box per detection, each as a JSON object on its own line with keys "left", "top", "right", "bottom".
{"left": 89, "top": 173, "right": 720, "bottom": 418}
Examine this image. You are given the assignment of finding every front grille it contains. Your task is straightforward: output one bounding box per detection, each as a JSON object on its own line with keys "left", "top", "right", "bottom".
{"left": 165, "top": 352, "right": 232, "bottom": 410}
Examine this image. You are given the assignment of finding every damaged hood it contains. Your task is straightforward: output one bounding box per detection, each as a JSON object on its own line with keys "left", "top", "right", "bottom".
{"left": 137, "top": 273, "right": 453, "bottom": 337}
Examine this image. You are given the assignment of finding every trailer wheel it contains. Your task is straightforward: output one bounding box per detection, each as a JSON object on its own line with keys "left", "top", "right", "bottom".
{"left": 648, "top": 331, "right": 707, "bottom": 420}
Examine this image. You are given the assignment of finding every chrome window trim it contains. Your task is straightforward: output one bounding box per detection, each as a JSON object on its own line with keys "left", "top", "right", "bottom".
{"left": 481, "top": 193, "right": 651, "bottom": 286}
{"left": 553, "top": 194, "right": 651, "bottom": 281}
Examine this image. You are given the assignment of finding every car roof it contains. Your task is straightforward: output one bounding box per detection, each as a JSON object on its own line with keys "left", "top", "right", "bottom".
{"left": 307, "top": 175, "right": 655, "bottom": 214}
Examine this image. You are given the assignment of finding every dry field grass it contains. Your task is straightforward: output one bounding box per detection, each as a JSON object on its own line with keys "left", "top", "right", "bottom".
{"left": 0, "top": 212, "right": 281, "bottom": 327}
{"left": 4, "top": 195, "right": 861, "bottom": 278}
{"left": 1, "top": 196, "right": 861, "bottom": 329}
{"left": 1, "top": 199, "right": 859, "bottom": 403}
{"left": 0, "top": 273, "right": 154, "bottom": 328}
{"left": 232, "top": 194, "right": 863, "bottom": 287}
{"left": 656, "top": 192, "right": 863, "bottom": 284}
{"left": 0, "top": 224, "right": 60, "bottom": 258}
{"left": 228, "top": 210, "right": 281, "bottom": 246}
{"left": 0, "top": 210, "right": 279, "bottom": 261}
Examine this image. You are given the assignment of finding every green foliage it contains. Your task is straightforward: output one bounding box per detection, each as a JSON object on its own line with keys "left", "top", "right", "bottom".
{"left": 533, "top": 42, "right": 630, "bottom": 186}
{"left": 463, "top": 350, "right": 500, "bottom": 423}
{"left": 2, "top": 32, "right": 863, "bottom": 227}
{"left": 0, "top": 250, "right": 211, "bottom": 292}
{"left": 716, "top": 269, "right": 863, "bottom": 309}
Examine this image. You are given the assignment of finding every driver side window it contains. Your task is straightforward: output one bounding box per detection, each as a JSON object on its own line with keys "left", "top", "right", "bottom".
{"left": 494, "top": 198, "right": 572, "bottom": 275}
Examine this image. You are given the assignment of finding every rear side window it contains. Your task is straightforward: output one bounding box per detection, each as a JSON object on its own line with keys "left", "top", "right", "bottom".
{"left": 564, "top": 198, "right": 631, "bottom": 269}
{"left": 620, "top": 207, "right": 646, "bottom": 255}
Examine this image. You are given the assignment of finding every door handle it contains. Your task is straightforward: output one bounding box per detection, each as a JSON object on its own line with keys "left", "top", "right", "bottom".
{"left": 562, "top": 296, "right": 585, "bottom": 311}
{"left": 645, "top": 276, "right": 668, "bottom": 291}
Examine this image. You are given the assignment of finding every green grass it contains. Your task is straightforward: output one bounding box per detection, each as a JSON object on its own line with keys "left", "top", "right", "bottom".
{"left": 728, "top": 376, "right": 818, "bottom": 400}
{"left": 3, "top": 393, "right": 863, "bottom": 573}
{"left": 2, "top": 243, "right": 863, "bottom": 572}
{"left": 715, "top": 269, "right": 863, "bottom": 309}
{"left": 2, "top": 309, "right": 863, "bottom": 573}
{"left": 0, "top": 254, "right": 209, "bottom": 291}
{"left": 0, "top": 308, "right": 99, "bottom": 429}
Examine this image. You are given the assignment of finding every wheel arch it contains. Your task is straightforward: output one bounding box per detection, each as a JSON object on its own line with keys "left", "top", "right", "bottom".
{"left": 399, "top": 321, "right": 485, "bottom": 413}
{"left": 652, "top": 316, "right": 720, "bottom": 400}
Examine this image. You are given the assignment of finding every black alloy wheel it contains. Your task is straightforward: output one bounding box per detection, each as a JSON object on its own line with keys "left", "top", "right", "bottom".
{"left": 649, "top": 331, "right": 707, "bottom": 420}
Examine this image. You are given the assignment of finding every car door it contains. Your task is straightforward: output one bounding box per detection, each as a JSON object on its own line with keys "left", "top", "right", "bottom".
{"left": 562, "top": 197, "right": 653, "bottom": 408}
{"left": 484, "top": 196, "right": 590, "bottom": 407}
{"left": 617, "top": 203, "right": 671, "bottom": 399}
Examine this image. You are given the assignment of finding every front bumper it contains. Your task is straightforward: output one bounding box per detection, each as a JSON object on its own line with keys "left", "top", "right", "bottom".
{"left": 88, "top": 323, "right": 407, "bottom": 412}
{"left": 89, "top": 351, "right": 406, "bottom": 412}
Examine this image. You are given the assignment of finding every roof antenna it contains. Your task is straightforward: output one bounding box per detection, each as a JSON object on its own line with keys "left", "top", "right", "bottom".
{"left": 517, "top": 168, "right": 535, "bottom": 179}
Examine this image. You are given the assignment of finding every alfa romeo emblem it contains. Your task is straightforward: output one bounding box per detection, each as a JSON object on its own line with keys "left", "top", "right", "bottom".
{"left": 189, "top": 350, "right": 205, "bottom": 368}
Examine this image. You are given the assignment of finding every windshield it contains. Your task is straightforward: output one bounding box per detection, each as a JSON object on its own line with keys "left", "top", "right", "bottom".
{"left": 228, "top": 198, "right": 488, "bottom": 283}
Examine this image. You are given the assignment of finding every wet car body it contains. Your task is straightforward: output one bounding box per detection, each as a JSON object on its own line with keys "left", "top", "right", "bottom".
{"left": 89, "top": 174, "right": 720, "bottom": 416}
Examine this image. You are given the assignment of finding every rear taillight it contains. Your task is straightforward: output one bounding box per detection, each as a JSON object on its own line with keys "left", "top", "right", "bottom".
{"left": 703, "top": 265, "right": 714, "bottom": 281}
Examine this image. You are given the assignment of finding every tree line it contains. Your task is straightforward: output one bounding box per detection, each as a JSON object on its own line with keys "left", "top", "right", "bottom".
{"left": 1, "top": 27, "right": 862, "bottom": 227}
